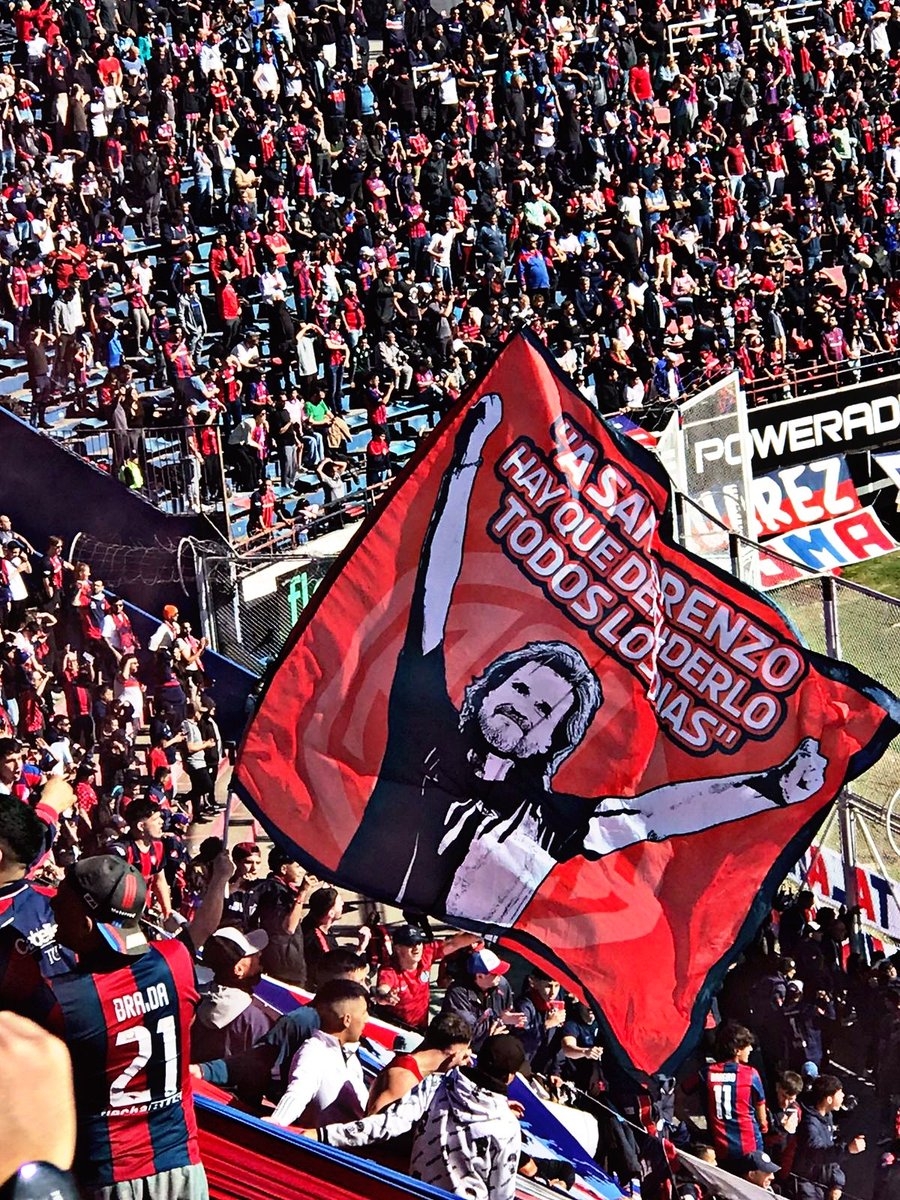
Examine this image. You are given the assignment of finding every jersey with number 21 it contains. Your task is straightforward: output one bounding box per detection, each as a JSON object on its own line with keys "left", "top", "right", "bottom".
{"left": 48, "top": 938, "right": 201, "bottom": 1188}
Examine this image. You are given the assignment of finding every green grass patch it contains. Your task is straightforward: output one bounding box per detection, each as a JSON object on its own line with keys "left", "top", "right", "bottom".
{"left": 842, "top": 551, "right": 900, "bottom": 600}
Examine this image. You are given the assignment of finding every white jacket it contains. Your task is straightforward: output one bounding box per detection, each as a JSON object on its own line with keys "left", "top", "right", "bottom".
{"left": 320, "top": 1068, "right": 522, "bottom": 1200}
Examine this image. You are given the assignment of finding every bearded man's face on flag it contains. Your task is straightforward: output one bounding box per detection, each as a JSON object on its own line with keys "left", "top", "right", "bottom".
{"left": 459, "top": 641, "right": 604, "bottom": 781}
{"left": 477, "top": 663, "right": 576, "bottom": 759}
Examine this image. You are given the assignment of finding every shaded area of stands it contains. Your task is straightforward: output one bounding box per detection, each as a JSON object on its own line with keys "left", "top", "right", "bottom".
{"left": 0, "top": 403, "right": 223, "bottom": 621}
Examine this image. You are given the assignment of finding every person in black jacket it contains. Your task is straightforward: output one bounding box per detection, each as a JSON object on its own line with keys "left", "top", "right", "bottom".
{"left": 792, "top": 1074, "right": 865, "bottom": 1200}
{"left": 439, "top": 948, "right": 523, "bottom": 1051}
{"left": 515, "top": 968, "right": 566, "bottom": 1079}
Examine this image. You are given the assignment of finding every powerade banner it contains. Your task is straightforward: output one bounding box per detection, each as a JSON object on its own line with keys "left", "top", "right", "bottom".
{"left": 691, "top": 373, "right": 900, "bottom": 477}
{"left": 236, "top": 333, "right": 900, "bottom": 1077}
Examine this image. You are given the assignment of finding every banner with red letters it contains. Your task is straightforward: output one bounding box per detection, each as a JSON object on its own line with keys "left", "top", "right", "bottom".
{"left": 236, "top": 333, "right": 900, "bottom": 1077}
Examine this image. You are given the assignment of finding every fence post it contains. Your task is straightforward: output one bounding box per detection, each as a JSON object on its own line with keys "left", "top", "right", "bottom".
{"left": 823, "top": 576, "right": 861, "bottom": 951}
{"left": 728, "top": 531, "right": 741, "bottom": 580}
{"left": 822, "top": 575, "right": 842, "bottom": 660}
{"left": 216, "top": 436, "right": 232, "bottom": 542}
{"left": 193, "top": 547, "right": 219, "bottom": 653}
{"left": 672, "top": 490, "right": 685, "bottom": 547}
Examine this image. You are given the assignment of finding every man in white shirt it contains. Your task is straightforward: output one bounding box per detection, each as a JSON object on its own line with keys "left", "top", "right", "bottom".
{"left": 148, "top": 604, "right": 180, "bottom": 653}
{"left": 1, "top": 541, "right": 31, "bottom": 625}
{"left": 268, "top": 981, "right": 369, "bottom": 1128}
{"left": 198, "top": 34, "right": 224, "bottom": 76}
{"left": 43, "top": 715, "right": 75, "bottom": 778}
{"left": 618, "top": 181, "right": 642, "bottom": 227}
{"left": 271, "top": 0, "right": 296, "bottom": 52}
{"left": 427, "top": 217, "right": 462, "bottom": 290}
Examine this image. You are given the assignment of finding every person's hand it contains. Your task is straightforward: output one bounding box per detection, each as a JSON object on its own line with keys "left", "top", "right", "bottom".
{"left": 488, "top": 1019, "right": 510, "bottom": 1037}
{"left": 357, "top": 925, "right": 372, "bottom": 951}
{"left": 507, "top": 1100, "right": 526, "bottom": 1119}
{"left": 500, "top": 1008, "right": 527, "bottom": 1029}
{"left": 545, "top": 1006, "right": 566, "bottom": 1029}
{"left": 0, "top": 1012, "right": 76, "bottom": 1181}
{"left": 782, "top": 1109, "right": 799, "bottom": 1134}
{"left": 849, "top": 1136, "right": 866, "bottom": 1154}
{"left": 299, "top": 873, "right": 319, "bottom": 895}
{"left": 586, "top": 1045, "right": 604, "bottom": 1060}
{"left": 210, "top": 849, "right": 235, "bottom": 883}
{"left": 41, "top": 776, "right": 77, "bottom": 817}
{"left": 189, "top": 1064, "right": 203, "bottom": 1079}
{"left": 378, "top": 987, "right": 401, "bottom": 1005}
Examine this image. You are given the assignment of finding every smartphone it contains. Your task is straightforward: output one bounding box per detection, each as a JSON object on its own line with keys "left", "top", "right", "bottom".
{"left": 549, "top": 999, "right": 566, "bottom": 1014}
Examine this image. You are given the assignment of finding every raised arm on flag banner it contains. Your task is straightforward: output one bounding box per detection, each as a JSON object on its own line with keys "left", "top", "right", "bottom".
{"left": 419, "top": 393, "right": 503, "bottom": 656}
{"left": 584, "top": 736, "right": 827, "bottom": 855}
{"left": 338, "top": 384, "right": 833, "bottom": 934}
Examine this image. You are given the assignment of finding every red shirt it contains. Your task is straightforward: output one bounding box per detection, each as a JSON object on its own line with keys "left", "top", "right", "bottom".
{"left": 209, "top": 245, "right": 229, "bottom": 286}
{"left": 342, "top": 295, "right": 365, "bottom": 330}
{"left": 629, "top": 65, "right": 652, "bottom": 101}
{"left": 218, "top": 283, "right": 241, "bottom": 321}
{"left": 375, "top": 942, "right": 442, "bottom": 1028}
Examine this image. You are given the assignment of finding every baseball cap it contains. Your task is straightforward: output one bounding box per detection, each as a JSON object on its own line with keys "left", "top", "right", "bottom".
{"left": 470, "top": 948, "right": 510, "bottom": 977}
{"left": 268, "top": 845, "right": 299, "bottom": 873}
{"left": 203, "top": 927, "right": 269, "bottom": 972}
{"left": 66, "top": 856, "right": 148, "bottom": 957}
{"left": 393, "top": 923, "right": 430, "bottom": 947}
{"left": 477, "top": 1033, "right": 526, "bottom": 1083}
{"left": 741, "top": 1150, "right": 778, "bottom": 1175}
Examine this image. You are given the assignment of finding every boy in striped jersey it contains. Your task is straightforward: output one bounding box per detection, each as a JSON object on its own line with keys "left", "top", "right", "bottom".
{"left": 48, "top": 856, "right": 207, "bottom": 1200}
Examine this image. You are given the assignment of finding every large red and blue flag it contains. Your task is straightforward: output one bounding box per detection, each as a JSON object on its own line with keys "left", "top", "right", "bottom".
{"left": 236, "top": 332, "right": 900, "bottom": 1077}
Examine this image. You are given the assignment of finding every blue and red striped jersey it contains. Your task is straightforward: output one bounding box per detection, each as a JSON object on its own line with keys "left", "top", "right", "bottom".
{"left": 0, "top": 878, "right": 73, "bottom": 978}
{"left": 706, "top": 1059, "right": 766, "bottom": 1161}
{"left": 0, "top": 925, "right": 63, "bottom": 1028}
{"left": 0, "top": 803, "right": 74, "bottom": 981}
{"left": 48, "top": 939, "right": 201, "bottom": 1189}
{"left": 110, "top": 838, "right": 165, "bottom": 883}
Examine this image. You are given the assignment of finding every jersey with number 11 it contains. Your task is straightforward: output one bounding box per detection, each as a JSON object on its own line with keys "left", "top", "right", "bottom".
{"left": 48, "top": 938, "right": 201, "bottom": 1188}
{"left": 706, "top": 1058, "right": 766, "bottom": 1161}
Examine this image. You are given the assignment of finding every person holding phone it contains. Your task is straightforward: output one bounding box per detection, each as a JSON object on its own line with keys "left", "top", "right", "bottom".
{"left": 440, "top": 949, "right": 525, "bottom": 1052}
{"left": 516, "top": 968, "right": 567, "bottom": 1081}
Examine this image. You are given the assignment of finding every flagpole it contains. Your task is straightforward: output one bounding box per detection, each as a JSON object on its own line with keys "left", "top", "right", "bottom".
{"left": 221, "top": 789, "right": 233, "bottom": 849}
{"left": 823, "top": 575, "right": 861, "bottom": 953}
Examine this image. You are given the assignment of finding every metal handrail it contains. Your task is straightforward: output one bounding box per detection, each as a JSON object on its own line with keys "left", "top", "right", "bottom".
{"left": 235, "top": 475, "right": 392, "bottom": 553}
{"left": 49, "top": 421, "right": 228, "bottom": 518}
{"left": 678, "top": 347, "right": 900, "bottom": 408}
{"left": 667, "top": 0, "right": 816, "bottom": 49}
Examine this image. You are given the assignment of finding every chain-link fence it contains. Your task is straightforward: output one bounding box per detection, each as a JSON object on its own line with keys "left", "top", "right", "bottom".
{"left": 196, "top": 547, "right": 338, "bottom": 673}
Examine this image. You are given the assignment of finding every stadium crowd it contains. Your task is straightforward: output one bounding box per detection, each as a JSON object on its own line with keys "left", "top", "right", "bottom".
{"left": 6, "top": 0, "right": 900, "bottom": 1195}
{"left": 4, "top": 0, "right": 900, "bottom": 519}
{"left": 0, "top": 522, "right": 893, "bottom": 1200}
